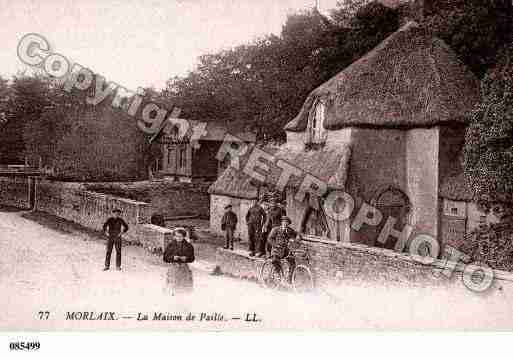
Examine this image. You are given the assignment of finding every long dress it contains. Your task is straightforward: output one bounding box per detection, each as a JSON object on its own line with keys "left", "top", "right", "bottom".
{"left": 163, "top": 240, "right": 195, "bottom": 295}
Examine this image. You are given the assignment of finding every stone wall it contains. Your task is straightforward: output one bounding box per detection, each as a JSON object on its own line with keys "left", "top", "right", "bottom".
{"left": 347, "top": 128, "right": 409, "bottom": 246}
{"left": 216, "top": 248, "right": 265, "bottom": 281}
{"left": 150, "top": 182, "right": 210, "bottom": 219}
{"left": 138, "top": 224, "right": 174, "bottom": 253}
{"left": 300, "top": 239, "right": 441, "bottom": 286}
{"left": 87, "top": 181, "right": 211, "bottom": 219}
{"left": 216, "top": 239, "right": 447, "bottom": 287}
{"left": 406, "top": 127, "right": 440, "bottom": 240}
{"left": 35, "top": 179, "right": 151, "bottom": 242}
{"left": 0, "top": 177, "right": 186, "bottom": 252}
{"left": 0, "top": 175, "right": 32, "bottom": 209}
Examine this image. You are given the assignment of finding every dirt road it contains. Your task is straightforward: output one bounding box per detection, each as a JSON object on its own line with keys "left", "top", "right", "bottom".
{"left": 1, "top": 209, "right": 513, "bottom": 330}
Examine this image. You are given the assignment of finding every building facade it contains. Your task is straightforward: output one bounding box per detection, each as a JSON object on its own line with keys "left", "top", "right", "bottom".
{"left": 209, "top": 21, "right": 482, "bottom": 250}
{"left": 152, "top": 120, "right": 255, "bottom": 182}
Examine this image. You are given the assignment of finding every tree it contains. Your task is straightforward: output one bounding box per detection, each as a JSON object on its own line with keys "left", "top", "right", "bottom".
{"left": 318, "top": 1, "right": 399, "bottom": 79}
{"left": 424, "top": 0, "right": 513, "bottom": 79}
{"left": 329, "top": 0, "right": 372, "bottom": 26}
{"left": 14, "top": 74, "right": 149, "bottom": 181}
{"left": 1, "top": 74, "right": 50, "bottom": 164}
{"left": 163, "top": 2, "right": 400, "bottom": 142}
{"left": 0, "top": 76, "right": 10, "bottom": 127}
{"left": 464, "top": 44, "right": 513, "bottom": 206}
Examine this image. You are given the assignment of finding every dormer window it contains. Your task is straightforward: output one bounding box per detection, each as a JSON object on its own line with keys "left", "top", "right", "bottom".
{"left": 308, "top": 100, "right": 327, "bottom": 145}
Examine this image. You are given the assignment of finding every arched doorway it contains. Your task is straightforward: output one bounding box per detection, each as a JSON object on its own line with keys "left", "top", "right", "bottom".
{"left": 374, "top": 187, "right": 410, "bottom": 250}
{"left": 300, "top": 196, "right": 331, "bottom": 239}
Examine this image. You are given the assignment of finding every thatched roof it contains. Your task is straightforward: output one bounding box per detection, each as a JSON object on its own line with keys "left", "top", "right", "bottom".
{"left": 439, "top": 173, "right": 474, "bottom": 202}
{"left": 150, "top": 119, "right": 255, "bottom": 144}
{"left": 208, "top": 143, "right": 351, "bottom": 199}
{"left": 264, "top": 144, "right": 351, "bottom": 189}
{"left": 208, "top": 165, "right": 259, "bottom": 200}
{"left": 285, "top": 21, "right": 480, "bottom": 132}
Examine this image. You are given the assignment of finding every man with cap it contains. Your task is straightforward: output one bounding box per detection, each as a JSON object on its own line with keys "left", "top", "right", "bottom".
{"left": 245, "top": 199, "right": 266, "bottom": 257}
{"left": 221, "top": 204, "right": 238, "bottom": 250}
{"left": 267, "top": 216, "right": 299, "bottom": 282}
{"left": 102, "top": 209, "right": 129, "bottom": 271}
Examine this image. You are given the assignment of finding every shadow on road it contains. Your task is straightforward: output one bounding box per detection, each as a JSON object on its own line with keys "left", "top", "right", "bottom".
{"left": 18, "top": 210, "right": 225, "bottom": 267}
{"left": 0, "top": 205, "right": 27, "bottom": 213}
{"left": 21, "top": 210, "right": 105, "bottom": 241}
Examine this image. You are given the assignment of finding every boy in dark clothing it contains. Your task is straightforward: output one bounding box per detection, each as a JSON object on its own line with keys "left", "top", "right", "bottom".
{"left": 221, "top": 204, "right": 238, "bottom": 250}
{"left": 102, "top": 209, "right": 129, "bottom": 271}
{"left": 245, "top": 199, "right": 266, "bottom": 257}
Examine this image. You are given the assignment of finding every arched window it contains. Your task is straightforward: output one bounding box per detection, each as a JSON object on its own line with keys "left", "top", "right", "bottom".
{"left": 308, "top": 100, "right": 327, "bottom": 144}
{"left": 374, "top": 187, "right": 411, "bottom": 250}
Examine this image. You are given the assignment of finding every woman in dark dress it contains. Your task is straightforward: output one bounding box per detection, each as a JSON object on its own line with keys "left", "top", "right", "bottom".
{"left": 163, "top": 228, "right": 195, "bottom": 295}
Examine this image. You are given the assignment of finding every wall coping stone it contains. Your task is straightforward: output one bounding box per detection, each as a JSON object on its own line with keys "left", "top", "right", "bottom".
{"left": 83, "top": 190, "right": 150, "bottom": 206}
{"left": 217, "top": 247, "right": 265, "bottom": 262}
{"left": 141, "top": 223, "right": 173, "bottom": 234}
{"left": 301, "top": 236, "right": 513, "bottom": 283}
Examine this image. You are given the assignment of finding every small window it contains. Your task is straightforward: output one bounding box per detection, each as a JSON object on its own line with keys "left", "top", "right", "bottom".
{"left": 308, "top": 100, "right": 327, "bottom": 144}
{"left": 179, "top": 147, "right": 187, "bottom": 169}
{"left": 444, "top": 200, "right": 466, "bottom": 218}
{"left": 168, "top": 147, "right": 173, "bottom": 165}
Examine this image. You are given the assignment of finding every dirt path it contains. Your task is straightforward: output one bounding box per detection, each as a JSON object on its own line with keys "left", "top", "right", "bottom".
{"left": 1, "top": 209, "right": 513, "bottom": 330}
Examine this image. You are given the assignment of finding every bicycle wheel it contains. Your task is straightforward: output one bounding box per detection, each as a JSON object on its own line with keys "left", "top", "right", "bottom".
{"left": 257, "top": 259, "right": 270, "bottom": 284}
{"left": 292, "top": 264, "right": 314, "bottom": 293}
{"left": 260, "top": 260, "right": 283, "bottom": 290}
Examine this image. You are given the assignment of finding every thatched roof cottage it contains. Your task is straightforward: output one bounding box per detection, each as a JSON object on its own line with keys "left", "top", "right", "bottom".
{"left": 209, "top": 21, "right": 481, "bottom": 248}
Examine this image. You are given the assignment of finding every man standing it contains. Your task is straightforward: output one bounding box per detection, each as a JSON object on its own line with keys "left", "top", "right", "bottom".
{"left": 102, "top": 209, "right": 129, "bottom": 271}
{"left": 267, "top": 216, "right": 299, "bottom": 282}
{"left": 221, "top": 204, "right": 238, "bottom": 250}
{"left": 245, "top": 199, "right": 266, "bottom": 257}
{"left": 262, "top": 198, "right": 286, "bottom": 255}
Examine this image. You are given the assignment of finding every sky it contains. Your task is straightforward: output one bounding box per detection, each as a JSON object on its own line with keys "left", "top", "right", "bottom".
{"left": 0, "top": 0, "right": 340, "bottom": 90}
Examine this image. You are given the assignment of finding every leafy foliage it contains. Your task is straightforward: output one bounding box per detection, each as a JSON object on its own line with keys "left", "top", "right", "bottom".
{"left": 424, "top": 0, "right": 513, "bottom": 79}
{"left": 460, "top": 221, "right": 513, "bottom": 271}
{"left": 0, "top": 74, "right": 50, "bottom": 163}
{"left": 2, "top": 0, "right": 513, "bottom": 183}
{"left": 464, "top": 44, "right": 513, "bottom": 204}
{"left": 0, "top": 74, "right": 149, "bottom": 180}
{"left": 164, "top": 2, "right": 400, "bottom": 142}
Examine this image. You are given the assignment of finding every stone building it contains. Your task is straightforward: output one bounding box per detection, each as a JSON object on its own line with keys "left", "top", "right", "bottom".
{"left": 209, "top": 21, "right": 481, "bottom": 248}
{"left": 439, "top": 174, "right": 489, "bottom": 249}
{"left": 150, "top": 120, "right": 255, "bottom": 182}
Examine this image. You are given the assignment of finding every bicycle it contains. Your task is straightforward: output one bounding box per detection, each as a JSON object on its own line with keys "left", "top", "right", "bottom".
{"left": 258, "top": 239, "right": 315, "bottom": 293}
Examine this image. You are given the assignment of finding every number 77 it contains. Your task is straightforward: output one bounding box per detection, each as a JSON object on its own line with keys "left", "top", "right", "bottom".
{"left": 38, "top": 311, "right": 50, "bottom": 320}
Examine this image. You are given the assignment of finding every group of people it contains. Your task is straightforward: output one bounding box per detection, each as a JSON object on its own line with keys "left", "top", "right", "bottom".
{"left": 221, "top": 197, "right": 291, "bottom": 257}
{"left": 221, "top": 198, "right": 300, "bottom": 281}
{"left": 101, "top": 197, "right": 300, "bottom": 294}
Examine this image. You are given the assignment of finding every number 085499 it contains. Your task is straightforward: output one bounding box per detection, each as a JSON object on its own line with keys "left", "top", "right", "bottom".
{"left": 9, "top": 342, "right": 40, "bottom": 351}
